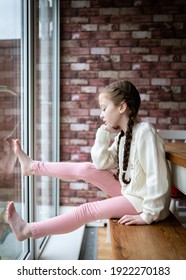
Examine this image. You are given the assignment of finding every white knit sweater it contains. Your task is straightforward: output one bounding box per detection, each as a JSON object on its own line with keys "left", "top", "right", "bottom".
{"left": 91, "top": 122, "right": 171, "bottom": 224}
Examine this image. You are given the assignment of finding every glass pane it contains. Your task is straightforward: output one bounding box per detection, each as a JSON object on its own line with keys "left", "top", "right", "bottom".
{"left": 34, "top": 0, "right": 58, "bottom": 254}
{"left": 0, "top": 0, "right": 26, "bottom": 259}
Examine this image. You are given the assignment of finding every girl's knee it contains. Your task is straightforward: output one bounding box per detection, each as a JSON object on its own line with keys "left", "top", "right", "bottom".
{"left": 81, "top": 162, "right": 95, "bottom": 172}
{"left": 77, "top": 162, "right": 96, "bottom": 177}
{"left": 76, "top": 201, "right": 101, "bottom": 223}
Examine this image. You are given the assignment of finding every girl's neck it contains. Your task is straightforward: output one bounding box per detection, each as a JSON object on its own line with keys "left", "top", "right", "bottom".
{"left": 120, "top": 119, "right": 139, "bottom": 134}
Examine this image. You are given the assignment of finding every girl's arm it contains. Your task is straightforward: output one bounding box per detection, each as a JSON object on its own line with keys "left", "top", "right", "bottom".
{"left": 138, "top": 126, "right": 171, "bottom": 224}
{"left": 91, "top": 125, "right": 118, "bottom": 169}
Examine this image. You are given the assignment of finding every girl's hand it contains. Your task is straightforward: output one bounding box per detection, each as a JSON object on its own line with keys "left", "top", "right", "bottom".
{"left": 102, "top": 124, "right": 120, "bottom": 134}
{"left": 118, "top": 214, "right": 147, "bottom": 225}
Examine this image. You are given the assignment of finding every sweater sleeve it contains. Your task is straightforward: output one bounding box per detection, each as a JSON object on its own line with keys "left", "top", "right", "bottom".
{"left": 138, "top": 126, "right": 171, "bottom": 224}
{"left": 91, "top": 125, "right": 118, "bottom": 169}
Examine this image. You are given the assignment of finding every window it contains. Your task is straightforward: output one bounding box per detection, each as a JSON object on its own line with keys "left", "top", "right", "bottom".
{"left": 34, "top": 0, "right": 60, "bottom": 258}
{"left": 0, "top": 0, "right": 24, "bottom": 260}
{"left": 0, "top": 0, "right": 59, "bottom": 260}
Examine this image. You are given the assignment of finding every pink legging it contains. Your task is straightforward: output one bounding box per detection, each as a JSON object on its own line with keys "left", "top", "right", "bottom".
{"left": 31, "top": 161, "right": 138, "bottom": 239}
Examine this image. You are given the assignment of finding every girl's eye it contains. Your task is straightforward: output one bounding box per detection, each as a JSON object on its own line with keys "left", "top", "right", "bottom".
{"left": 103, "top": 108, "right": 106, "bottom": 111}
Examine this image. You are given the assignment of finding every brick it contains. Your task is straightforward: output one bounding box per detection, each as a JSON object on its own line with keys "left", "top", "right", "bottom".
{"left": 172, "top": 63, "right": 186, "bottom": 70}
{"left": 91, "top": 47, "right": 110, "bottom": 55}
{"left": 132, "top": 47, "right": 149, "bottom": 54}
{"left": 111, "top": 47, "right": 130, "bottom": 54}
{"left": 81, "top": 86, "right": 97, "bottom": 93}
{"left": 81, "top": 24, "right": 97, "bottom": 31}
{"left": 99, "top": 24, "right": 119, "bottom": 31}
{"left": 143, "top": 55, "right": 158, "bottom": 62}
{"left": 159, "top": 70, "right": 178, "bottom": 78}
{"left": 119, "top": 71, "right": 140, "bottom": 79}
{"left": 71, "top": 17, "right": 89, "bottom": 24}
{"left": 151, "top": 78, "right": 171, "bottom": 86}
{"left": 63, "top": 108, "right": 89, "bottom": 116}
{"left": 132, "top": 31, "right": 151, "bottom": 39}
{"left": 70, "top": 124, "right": 89, "bottom": 131}
{"left": 179, "top": 102, "right": 186, "bottom": 109}
{"left": 62, "top": 23, "right": 82, "bottom": 32}
{"left": 120, "top": 23, "right": 139, "bottom": 30}
{"left": 70, "top": 79, "right": 88, "bottom": 85}
{"left": 70, "top": 139, "right": 88, "bottom": 145}
{"left": 153, "top": 15, "right": 173, "bottom": 22}
{"left": 171, "top": 86, "right": 181, "bottom": 94}
{"left": 70, "top": 182, "right": 88, "bottom": 190}
{"left": 71, "top": 63, "right": 90, "bottom": 71}
{"left": 120, "top": 7, "right": 141, "bottom": 15}
{"left": 71, "top": 1, "right": 90, "bottom": 8}
{"left": 72, "top": 32, "right": 90, "bottom": 39}
{"left": 62, "top": 40, "right": 80, "bottom": 48}
{"left": 140, "top": 94, "right": 150, "bottom": 101}
{"left": 62, "top": 47, "right": 90, "bottom": 55}
{"left": 161, "top": 39, "right": 181, "bottom": 47}
{"left": 100, "top": 8, "right": 119, "bottom": 15}
{"left": 131, "top": 78, "right": 150, "bottom": 86}
{"left": 172, "top": 79, "right": 186, "bottom": 86}
{"left": 80, "top": 146, "right": 91, "bottom": 153}
{"left": 140, "top": 117, "right": 157, "bottom": 124}
{"left": 159, "top": 102, "right": 179, "bottom": 110}
{"left": 69, "top": 197, "right": 87, "bottom": 204}
{"left": 160, "top": 55, "right": 174, "bottom": 62}
{"left": 158, "top": 117, "right": 172, "bottom": 124}
{"left": 90, "top": 109, "right": 101, "bottom": 116}
{"left": 61, "top": 55, "right": 78, "bottom": 63}
{"left": 98, "top": 71, "right": 118, "bottom": 79}
{"left": 98, "top": 39, "right": 119, "bottom": 47}
{"left": 132, "top": 63, "right": 140, "bottom": 70}
{"left": 71, "top": 154, "right": 91, "bottom": 161}
{"left": 78, "top": 71, "right": 98, "bottom": 79}
{"left": 110, "top": 31, "right": 131, "bottom": 39}
{"left": 61, "top": 116, "right": 77, "bottom": 123}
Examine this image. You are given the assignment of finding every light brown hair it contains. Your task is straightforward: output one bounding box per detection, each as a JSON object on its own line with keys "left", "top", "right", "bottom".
{"left": 101, "top": 80, "right": 141, "bottom": 184}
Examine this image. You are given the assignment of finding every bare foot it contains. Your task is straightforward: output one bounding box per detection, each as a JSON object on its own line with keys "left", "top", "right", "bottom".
{"left": 5, "top": 201, "right": 32, "bottom": 241}
{"left": 0, "top": 139, "right": 17, "bottom": 175}
{"left": 13, "top": 139, "right": 34, "bottom": 176}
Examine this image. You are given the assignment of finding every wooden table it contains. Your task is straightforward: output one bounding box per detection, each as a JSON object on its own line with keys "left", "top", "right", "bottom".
{"left": 164, "top": 142, "right": 186, "bottom": 195}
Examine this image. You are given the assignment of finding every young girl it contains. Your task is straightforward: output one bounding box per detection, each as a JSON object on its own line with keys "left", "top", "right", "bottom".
{"left": 6, "top": 80, "right": 171, "bottom": 241}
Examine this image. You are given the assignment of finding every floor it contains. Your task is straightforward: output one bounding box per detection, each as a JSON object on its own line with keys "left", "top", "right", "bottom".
{"left": 97, "top": 226, "right": 112, "bottom": 260}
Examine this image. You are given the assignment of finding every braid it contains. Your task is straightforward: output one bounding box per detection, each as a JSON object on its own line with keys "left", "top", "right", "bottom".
{"left": 113, "top": 130, "right": 124, "bottom": 180}
{"left": 122, "top": 110, "right": 135, "bottom": 184}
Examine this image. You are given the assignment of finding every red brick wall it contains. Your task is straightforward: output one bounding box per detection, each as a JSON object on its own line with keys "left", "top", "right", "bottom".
{"left": 60, "top": 0, "right": 186, "bottom": 206}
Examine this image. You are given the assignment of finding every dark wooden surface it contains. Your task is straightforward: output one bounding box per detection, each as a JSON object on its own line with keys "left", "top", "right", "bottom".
{"left": 110, "top": 213, "right": 186, "bottom": 260}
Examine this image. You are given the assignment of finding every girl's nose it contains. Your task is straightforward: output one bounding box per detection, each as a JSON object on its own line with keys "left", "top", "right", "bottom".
{"left": 100, "top": 111, "right": 104, "bottom": 120}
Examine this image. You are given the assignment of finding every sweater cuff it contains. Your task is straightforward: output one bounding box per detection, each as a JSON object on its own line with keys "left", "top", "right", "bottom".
{"left": 140, "top": 212, "right": 157, "bottom": 225}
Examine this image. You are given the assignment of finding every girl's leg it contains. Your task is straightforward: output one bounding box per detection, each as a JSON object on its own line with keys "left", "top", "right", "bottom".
{"left": 6, "top": 197, "right": 138, "bottom": 241}
{"left": 33, "top": 162, "right": 121, "bottom": 197}
{"left": 14, "top": 139, "right": 121, "bottom": 197}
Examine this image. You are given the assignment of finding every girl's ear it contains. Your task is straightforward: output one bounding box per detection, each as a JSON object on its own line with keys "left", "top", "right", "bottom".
{"left": 119, "top": 102, "right": 127, "bottom": 113}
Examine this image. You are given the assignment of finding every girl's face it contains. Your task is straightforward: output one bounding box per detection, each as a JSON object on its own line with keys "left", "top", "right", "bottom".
{"left": 99, "top": 93, "right": 126, "bottom": 130}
